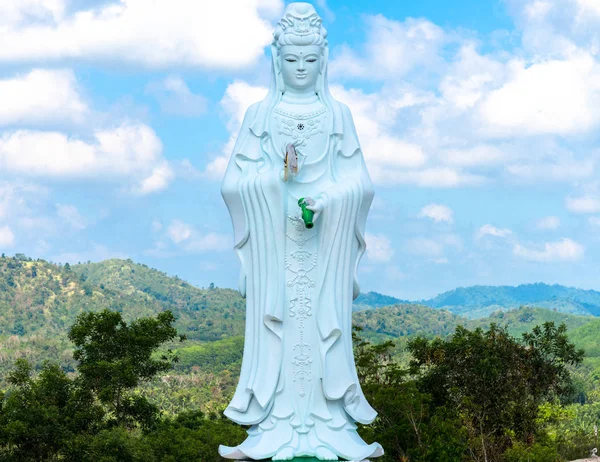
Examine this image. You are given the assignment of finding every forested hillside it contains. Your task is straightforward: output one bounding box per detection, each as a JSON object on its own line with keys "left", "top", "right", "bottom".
{"left": 421, "top": 283, "right": 600, "bottom": 318}
{"left": 1, "top": 254, "right": 600, "bottom": 460}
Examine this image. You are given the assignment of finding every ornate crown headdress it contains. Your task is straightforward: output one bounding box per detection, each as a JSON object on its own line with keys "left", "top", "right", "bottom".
{"left": 273, "top": 2, "right": 327, "bottom": 48}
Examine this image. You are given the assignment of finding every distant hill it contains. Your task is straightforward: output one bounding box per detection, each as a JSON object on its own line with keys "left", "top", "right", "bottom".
{"left": 0, "top": 255, "right": 246, "bottom": 341}
{"left": 1, "top": 254, "right": 599, "bottom": 413}
{"left": 73, "top": 258, "right": 246, "bottom": 341}
{"left": 418, "top": 283, "right": 600, "bottom": 318}
{"left": 353, "top": 304, "right": 592, "bottom": 343}
{"left": 353, "top": 291, "right": 407, "bottom": 311}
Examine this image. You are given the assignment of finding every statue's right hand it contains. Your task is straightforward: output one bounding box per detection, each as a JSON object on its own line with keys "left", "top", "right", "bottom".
{"left": 305, "top": 196, "right": 325, "bottom": 223}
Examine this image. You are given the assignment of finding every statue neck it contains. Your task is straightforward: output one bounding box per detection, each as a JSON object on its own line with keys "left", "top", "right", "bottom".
{"left": 281, "top": 88, "right": 318, "bottom": 104}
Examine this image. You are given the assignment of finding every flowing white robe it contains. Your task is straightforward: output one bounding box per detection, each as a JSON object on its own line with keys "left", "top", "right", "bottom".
{"left": 219, "top": 97, "right": 382, "bottom": 460}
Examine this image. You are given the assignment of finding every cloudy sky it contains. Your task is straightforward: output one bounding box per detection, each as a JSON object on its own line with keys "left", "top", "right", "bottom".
{"left": 0, "top": 0, "right": 599, "bottom": 299}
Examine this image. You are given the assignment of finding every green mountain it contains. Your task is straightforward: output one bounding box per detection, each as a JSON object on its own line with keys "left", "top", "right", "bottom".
{"left": 0, "top": 255, "right": 246, "bottom": 340}
{"left": 1, "top": 254, "right": 599, "bottom": 414}
{"left": 419, "top": 282, "right": 600, "bottom": 318}
{"left": 352, "top": 284, "right": 600, "bottom": 319}
{"left": 72, "top": 258, "right": 246, "bottom": 341}
{"left": 353, "top": 291, "right": 406, "bottom": 311}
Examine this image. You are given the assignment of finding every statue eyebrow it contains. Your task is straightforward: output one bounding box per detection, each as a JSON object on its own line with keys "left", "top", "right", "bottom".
{"left": 282, "top": 51, "right": 320, "bottom": 57}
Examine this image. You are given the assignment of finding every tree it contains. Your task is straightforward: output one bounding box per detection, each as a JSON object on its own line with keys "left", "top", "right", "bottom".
{"left": 0, "top": 309, "right": 186, "bottom": 460}
{"left": 0, "top": 360, "right": 104, "bottom": 462}
{"left": 408, "top": 322, "right": 583, "bottom": 460}
{"left": 353, "top": 326, "right": 468, "bottom": 461}
{"left": 68, "top": 309, "right": 184, "bottom": 430}
{"left": 146, "top": 410, "right": 246, "bottom": 461}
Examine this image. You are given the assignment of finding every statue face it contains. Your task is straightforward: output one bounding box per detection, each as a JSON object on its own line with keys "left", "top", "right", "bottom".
{"left": 280, "top": 45, "right": 322, "bottom": 92}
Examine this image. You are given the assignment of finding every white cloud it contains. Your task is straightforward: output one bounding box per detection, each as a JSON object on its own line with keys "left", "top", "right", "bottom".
{"left": 565, "top": 195, "right": 600, "bottom": 214}
{"left": 167, "top": 220, "right": 193, "bottom": 244}
{"left": 146, "top": 76, "right": 207, "bottom": 117}
{"left": 513, "top": 237, "right": 584, "bottom": 261}
{"left": 442, "top": 144, "right": 507, "bottom": 167}
{"left": 577, "top": 0, "right": 600, "bottom": 16}
{"left": 504, "top": 0, "right": 600, "bottom": 56}
{"left": 380, "top": 168, "right": 486, "bottom": 188}
{"left": 56, "top": 204, "right": 86, "bottom": 231}
{"left": 133, "top": 162, "right": 174, "bottom": 195}
{"left": 328, "top": 84, "right": 485, "bottom": 188}
{"left": 0, "top": 69, "right": 88, "bottom": 126}
{"left": 204, "top": 80, "right": 269, "bottom": 179}
{"left": 0, "top": 0, "right": 283, "bottom": 69}
{"left": 185, "top": 233, "right": 231, "bottom": 252}
{"left": 330, "top": 15, "right": 445, "bottom": 80}
{"left": 477, "top": 224, "right": 512, "bottom": 239}
{"left": 0, "top": 182, "right": 56, "bottom": 239}
{"left": 418, "top": 203, "right": 454, "bottom": 223}
{"left": 365, "top": 232, "right": 394, "bottom": 263}
{"left": 536, "top": 216, "right": 560, "bottom": 230}
{"left": 330, "top": 85, "right": 429, "bottom": 172}
{"left": 0, "top": 0, "right": 66, "bottom": 26}
{"left": 0, "top": 124, "right": 172, "bottom": 194}
{"left": 166, "top": 219, "right": 229, "bottom": 252}
{"left": 478, "top": 54, "right": 600, "bottom": 137}
{"left": 439, "top": 43, "right": 507, "bottom": 111}
{"left": 220, "top": 80, "right": 270, "bottom": 134}
{"left": 0, "top": 226, "right": 15, "bottom": 248}
{"left": 506, "top": 157, "right": 595, "bottom": 182}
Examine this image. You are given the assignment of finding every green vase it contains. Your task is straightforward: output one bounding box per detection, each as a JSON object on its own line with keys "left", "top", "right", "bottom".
{"left": 298, "top": 198, "right": 314, "bottom": 229}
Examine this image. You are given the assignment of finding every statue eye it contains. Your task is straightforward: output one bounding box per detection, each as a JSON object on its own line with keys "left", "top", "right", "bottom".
{"left": 285, "top": 58, "right": 297, "bottom": 63}
{"left": 306, "top": 59, "right": 317, "bottom": 63}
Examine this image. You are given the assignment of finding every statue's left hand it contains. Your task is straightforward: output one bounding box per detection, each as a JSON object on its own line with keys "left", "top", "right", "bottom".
{"left": 305, "top": 196, "right": 324, "bottom": 223}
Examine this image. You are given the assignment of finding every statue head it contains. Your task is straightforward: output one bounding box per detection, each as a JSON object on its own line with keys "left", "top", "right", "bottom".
{"left": 273, "top": 3, "right": 328, "bottom": 95}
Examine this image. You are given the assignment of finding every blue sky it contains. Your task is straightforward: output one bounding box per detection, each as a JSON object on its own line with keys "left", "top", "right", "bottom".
{"left": 1, "top": 0, "right": 599, "bottom": 299}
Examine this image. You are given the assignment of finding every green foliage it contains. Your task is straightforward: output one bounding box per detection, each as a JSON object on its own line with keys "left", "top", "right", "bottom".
{"left": 68, "top": 309, "right": 182, "bottom": 429}
{"left": 502, "top": 441, "right": 562, "bottom": 462}
{"left": 78, "top": 427, "right": 155, "bottom": 462}
{"left": 0, "top": 360, "right": 104, "bottom": 462}
{"left": 146, "top": 410, "right": 246, "bottom": 461}
{"left": 0, "top": 254, "right": 599, "bottom": 461}
{"left": 353, "top": 304, "right": 461, "bottom": 341}
{"left": 0, "top": 308, "right": 188, "bottom": 460}
{"left": 174, "top": 336, "right": 243, "bottom": 373}
{"left": 408, "top": 322, "right": 584, "bottom": 460}
{"left": 72, "top": 259, "right": 247, "bottom": 341}
{"left": 353, "top": 291, "right": 405, "bottom": 311}
{"left": 353, "top": 327, "right": 469, "bottom": 461}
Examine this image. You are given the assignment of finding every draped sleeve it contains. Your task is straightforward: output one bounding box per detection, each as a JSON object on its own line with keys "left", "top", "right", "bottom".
{"left": 314, "top": 101, "right": 377, "bottom": 424}
{"left": 221, "top": 101, "right": 286, "bottom": 425}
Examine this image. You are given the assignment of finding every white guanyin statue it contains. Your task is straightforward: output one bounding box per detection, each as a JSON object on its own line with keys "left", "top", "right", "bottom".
{"left": 219, "top": 3, "right": 383, "bottom": 460}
